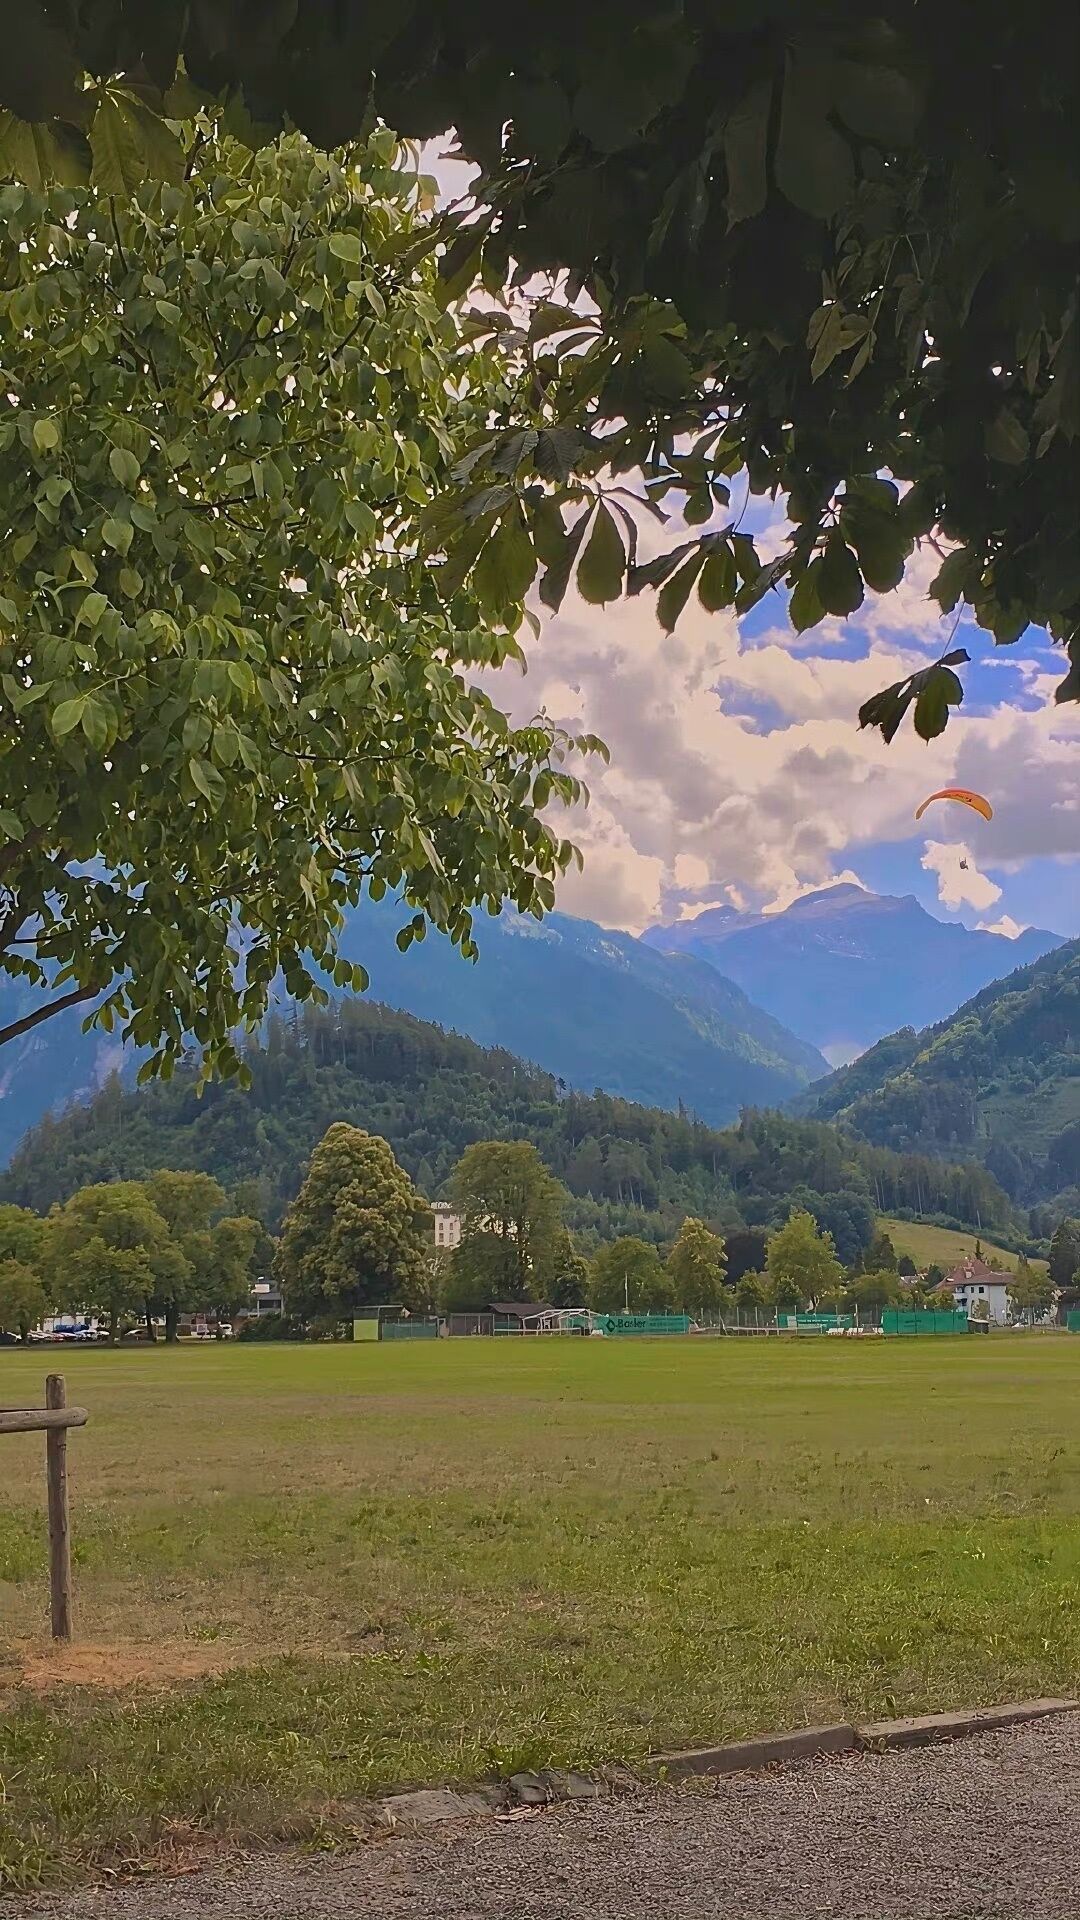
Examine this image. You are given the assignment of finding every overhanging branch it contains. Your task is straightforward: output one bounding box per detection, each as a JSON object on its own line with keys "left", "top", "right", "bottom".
{"left": 0, "top": 984, "right": 98, "bottom": 1049}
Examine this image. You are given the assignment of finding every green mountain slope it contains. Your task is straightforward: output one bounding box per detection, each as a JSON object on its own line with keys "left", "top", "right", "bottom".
{"left": 0, "top": 998, "right": 1014, "bottom": 1259}
{"left": 800, "top": 940, "right": 1080, "bottom": 1208}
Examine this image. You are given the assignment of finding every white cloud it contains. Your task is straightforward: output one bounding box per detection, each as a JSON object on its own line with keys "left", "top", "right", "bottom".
{"left": 920, "top": 841, "right": 1003, "bottom": 913}
{"left": 477, "top": 564, "right": 1079, "bottom": 932}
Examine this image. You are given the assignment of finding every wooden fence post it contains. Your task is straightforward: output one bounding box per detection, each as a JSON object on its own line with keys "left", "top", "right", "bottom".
{"left": 45, "top": 1373, "right": 73, "bottom": 1642}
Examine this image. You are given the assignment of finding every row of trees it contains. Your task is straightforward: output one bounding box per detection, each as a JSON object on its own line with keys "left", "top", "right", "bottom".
{"left": 274, "top": 1125, "right": 1020, "bottom": 1330}
{"left": 0, "top": 1174, "right": 262, "bottom": 1343}
{"left": 12, "top": 1122, "right": 1067, "bottom": 1343}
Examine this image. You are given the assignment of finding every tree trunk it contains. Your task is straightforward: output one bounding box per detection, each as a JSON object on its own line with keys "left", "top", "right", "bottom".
{"left": 165, "top": 1300, "right": 179, "bottom": 1344}
{"left": 108, "top": 1311, "right": 117, "bottom": 1346}
{"left": 144, "top": 1300, "right": 157, "bottom": 1341}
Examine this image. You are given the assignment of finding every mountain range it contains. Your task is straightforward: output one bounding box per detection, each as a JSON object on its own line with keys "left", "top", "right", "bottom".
{"left": 0, "top": 899, "right": 827, "bottom": 1165}
{"left": 1, "top": 995, "right": 1014, "bottom": 1258}
{"left": 798, "top": 937, "right": 1079, "bottom": 1207}
{"left": 0, "top": 883, "right": 1064, "bottom": 1170}
{"left": 643, "top": 884, "right": 1064, "bottom": 1063}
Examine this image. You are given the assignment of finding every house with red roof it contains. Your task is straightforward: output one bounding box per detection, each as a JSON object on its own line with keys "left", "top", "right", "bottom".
{"left": 934, "top": 1257, "right": 1011, "bottom": 1327}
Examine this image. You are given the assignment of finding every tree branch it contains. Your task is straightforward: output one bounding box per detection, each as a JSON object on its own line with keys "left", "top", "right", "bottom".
{"left": 0, "top": 984, "right": 98, "bottom": 1050}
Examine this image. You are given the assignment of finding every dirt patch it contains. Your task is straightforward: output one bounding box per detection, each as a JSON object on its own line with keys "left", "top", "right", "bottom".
{"left": 0, "top": 1641, "right": 249, "bottom": 1695}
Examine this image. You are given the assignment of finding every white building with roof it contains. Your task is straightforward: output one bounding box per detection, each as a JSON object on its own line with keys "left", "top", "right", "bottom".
{"left": 936, "top": 1258, "right": 1010, "bottom": 1327}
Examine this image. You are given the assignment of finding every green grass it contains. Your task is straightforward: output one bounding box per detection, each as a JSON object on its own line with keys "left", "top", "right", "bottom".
{"left": 2, "top": 1337, "right": 1080, "bottom": 1886}
{"left": 877, "top": 1216, "right": 1046, "bottom": 1275}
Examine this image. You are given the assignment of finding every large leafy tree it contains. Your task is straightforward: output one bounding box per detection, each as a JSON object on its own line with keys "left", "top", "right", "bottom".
{"left": 3, "top": 10, "right": 1078, "bottom": 726}
{"left": 0, "top": 1260, "right": 47, "bottom": 1340}
{"left": 451, "top": 1140, "right": 567, "bottom": 1301}
{"left": 0, "top": 1199, "right": 48, "bottom": 1338}
{"left": 1049, "top": 1219, "right": 1080, "bottom": 1292}
{"left": 274, "top": 1122, "right": 431, "bottom": 1322}
{"left": 665, "top": 1216, "right": 727, "bottom": 1315}
{"left": 43, "top": 1179, "right": 184, "bottom": 1341}
{"left": 143, "top": 1169, "right": 257, "bottom": 1338}
{"left": 589, "top": 1235, "right": 674, "bottom": 1314}
{"left": 766, "top": 1207, "right": 843, "bottom": 1311}
{"left": 0, "top": 114, "right": 588, "bottom": 1070}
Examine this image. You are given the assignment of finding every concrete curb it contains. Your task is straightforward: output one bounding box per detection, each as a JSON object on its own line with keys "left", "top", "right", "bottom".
{"left": 856, "top": 1696, "right": 1077, "bottom": 1752}
{"left": 378, "top": 1698, "right": 1080, "bottom": 1831}
{"left": 647, "top": 1722, "right": 857, "bottom": 1780}
{"left": 647, "top": 1697, "right": 1078, "bottom": 1784}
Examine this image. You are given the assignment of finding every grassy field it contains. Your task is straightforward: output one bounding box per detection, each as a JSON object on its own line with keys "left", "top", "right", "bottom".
{"left": 877, "top": 1216, "right": 1046, "bottom": 1275}
{"left": 3, "top": 1336, "right": 1080, "bottom": 1886}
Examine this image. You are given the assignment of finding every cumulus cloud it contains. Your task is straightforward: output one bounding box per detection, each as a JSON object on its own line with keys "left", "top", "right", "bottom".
{"left": 478, "top": 558, "right": 1079, "bottom": 932}
{"left": 920, "top": 841, "right": 1003, "bottom": 913}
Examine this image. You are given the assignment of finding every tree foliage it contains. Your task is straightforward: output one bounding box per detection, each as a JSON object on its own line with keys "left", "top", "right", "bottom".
{"left": 1049, "top": 1219, "right": 1080, "bottom": 1292}
{"left": 43, "top": 1178, "right": 179, "bottom": 1340}
{"left": 805, "top": 942, "right": 1080, "bottom": 1209}
{"left": 142, "top": 1169, "right": 257, "bottom": 1337}
{"left": 274, "top": 1122, "right": 430, "bottom": 1321}
{"left": 766, "top": 1208, "right": 843, "bottom": 1310}
{"left": 0, "top": 1259, "right": 47, "bottom": 1338}
{"left": 665, "top": 1216, "right": 727, "bottom": 1314}
{"left": 589, "top": 1235, "right": 672, "bottom": 1314}
{"left": 0, "top": 114, "right": 590, "bottom": 1072}
{"left": 450, "top": 1139, "right": 567, "bottom": 1301}
{"left": 5, "top": 8, "right": 1076, "bottom": 727}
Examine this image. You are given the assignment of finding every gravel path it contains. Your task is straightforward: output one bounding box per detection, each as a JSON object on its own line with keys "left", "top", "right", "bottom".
{"left": 15, "top": 1714, "right": 1080, "bottom": 1920}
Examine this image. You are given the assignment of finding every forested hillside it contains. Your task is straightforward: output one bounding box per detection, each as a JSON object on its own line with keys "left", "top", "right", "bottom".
{"left": 801, "top": 940, "right": 1079, "bottom": 1211}
{"left": 2, "top": 999, "right": 1014, "bottom": 1260}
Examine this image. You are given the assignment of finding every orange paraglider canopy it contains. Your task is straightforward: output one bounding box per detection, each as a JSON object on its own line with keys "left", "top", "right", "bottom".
{"left": 914, "top": 788, "right": 993, "bottom": 824}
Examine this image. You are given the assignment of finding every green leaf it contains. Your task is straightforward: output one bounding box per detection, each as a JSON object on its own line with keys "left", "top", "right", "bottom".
{"left": 929, "top": 549, "right": 973, "bottom": 614}
{"left": 858, "top": 681, "right": 914, "bottom": 745}
{"left": 473, "top": 512, "right": 536, "bottom": 611}
{"left": 75, "top": 590, "right": 108, "bottom": 630}
{"left": 538, "top": 508, "right": 590, "bottom": 614}
{"left": 0, "top": 809, "right": 24, "bottom": 839}
{"left": 657, "top": 550, "right": 706, "bottom": 632}
{"left": 843, "top": 509, "right": 909, "bottom": 593}
{"left": 102, "top": 516, "right": 133, "bottom": 556}
{"left": 776, "top": 56, "right": 855, "bottom": 218}
{"left": 32, "top": 417, "right": 59, "bottom": 454}
{"left": 722, "top": 80, "right": 771, "bottom": 225}
{"left": 985, "top": 408, "right": 1030, "bottom": 465}
{"left": 51, "top": 695, "right": 87, "bottom": 738}
{"left": 80, "top": 696, "right": 111, "bottom": 751}
{"left": 697, "top": 541, "right": 737, "bottom": 612}
{"left": 913, "top": 665, "right": 964, "bottom": 740}
{"left": 509, "top": 78, "right": 572, "bottom": 165}
{"left": 115, "top": 91, "right": 186, "bottom": 186}
{"left": 89, "top": 93, "right": 144, "bottom": 196}
{"left": 831, "top": 62, "right": 921, "bottom": 145}
{"left": 576, "top": 503, "right": 625, "bottom": 605}
{"left": 533, "top": 427, "right": 585, "bottom": 485}
{"left": 109, "top": 446, "right": 141, "bottom": 489}
{"left": 683, "top": 486, "right": 714, "bottom": 526}
{"left": 328, "top": 231, "right": 363, "bottom": 264}
{"left": 818, "top": 534, "right": 864, "bottom": 616}
{"left": 789, "top": 558, "right": 826, "bottom": 632}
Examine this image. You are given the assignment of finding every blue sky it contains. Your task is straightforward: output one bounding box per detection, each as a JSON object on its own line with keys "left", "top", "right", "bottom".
{"left": 484, "top": 504, "right": 1079, "bottom": 942}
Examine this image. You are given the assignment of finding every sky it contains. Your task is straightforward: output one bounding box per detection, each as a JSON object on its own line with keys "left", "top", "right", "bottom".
{"left": 481, "top": 505, "right": 1080, "bottom": 941}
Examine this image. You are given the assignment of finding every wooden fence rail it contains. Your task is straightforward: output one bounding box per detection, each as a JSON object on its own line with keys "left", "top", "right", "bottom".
{"left": 0, "top": 1375, "right": 88, "bottom": 1641}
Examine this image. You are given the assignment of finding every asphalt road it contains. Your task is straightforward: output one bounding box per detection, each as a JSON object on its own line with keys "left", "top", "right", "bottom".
{"left": 15, "top": 1714, "right": 1080, "bottom": 1920}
